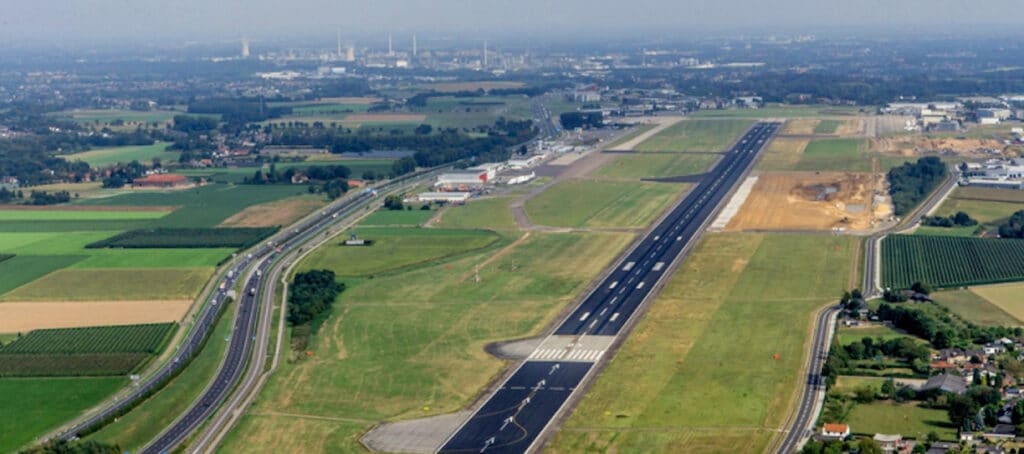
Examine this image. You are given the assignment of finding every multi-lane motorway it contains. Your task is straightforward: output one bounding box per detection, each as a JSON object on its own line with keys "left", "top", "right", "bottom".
{"left": 440, "top": 122, "right": 781, "bottom": 453}
{"left": 55, "top": 170, "right": 436, "bottom": 453}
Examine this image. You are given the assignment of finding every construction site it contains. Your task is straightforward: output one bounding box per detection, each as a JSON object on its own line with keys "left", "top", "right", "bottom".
{"left": 724, "top": 171, "right": 894, "bottom": 232}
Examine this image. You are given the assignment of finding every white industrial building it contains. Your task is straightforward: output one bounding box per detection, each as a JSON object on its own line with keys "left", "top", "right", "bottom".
{"left": 416, "top": 192, "right": 472, "bottom": 203}
{"left": 507, "top": 155, "right": 545, "bottom": 169}
{"left": 434, "top": 171, "right": 488, "bottom": 191}
{"left": 962, "top": 158, "right": 1024, "bottom": 189}
{"left": 503, "top": 170, "right": 536, "bottom": 185}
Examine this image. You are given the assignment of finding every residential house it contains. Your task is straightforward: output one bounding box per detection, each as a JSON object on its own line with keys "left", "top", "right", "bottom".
{"left": 820, "top": 423, "right": 850, "bottom": 440}
{"left": 873, "top": 433, "right": 910, "bottom": 453}
{"left": 921, "top": 373, "right": 968, "bottom": 395}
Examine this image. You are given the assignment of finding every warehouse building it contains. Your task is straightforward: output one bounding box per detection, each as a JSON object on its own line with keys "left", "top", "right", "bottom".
{"left": 961, "top": 158, "right": 1024, "bottom": 189}
{"left": 416, "top": 192, "right": 471, "bottom": 203}
{"left": 434, "top": 171, "right": 488, "bottom": 192}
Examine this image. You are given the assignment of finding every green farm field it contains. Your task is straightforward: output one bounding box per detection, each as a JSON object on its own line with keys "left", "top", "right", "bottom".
{"left": 814, "top": 120, "right": 842, "bottom": 134}
{"left": 932, "top": 289, "right": 1020, "bottom": 326}
{"left": 0, "top": 377, "right": 126, "bottom": 453}
{"left": 525, "top": 179, "right": 681, "bottom": 228}
{"left": 845, "top": 402, "right": 957, "bottom": 440}
{"left": 299, "top": 227, "right": 502, "bottom": 277}
{"left": 63, "top": 143, "right": 180, "bottom": 168}
{"left": 793, "top": 139, "right": 871, "bottom": 172}
{"left": 837, "top": 324, "right": 922, "bottom": 346}
{"left": 223, "top": 230, "right": 634, "bottom": 452}
{"left": 78, "top": 184, "right": 308, "bottom": 227}
{"left": 0, "top": 209, "right": 168, "bottom": 221}
{"left": 0, "top": 323, "right": 174, "bottom": 354}
{"left": 550, "top": 233, "right": 857, "bottom": 453}
{"left": 634, "top": 119, "right": 752, "bottom": 152}
{"left": 1, "top": 268, "right": 211, "bottom": 301}
{"left": 594, "top": 152, "right": 719, "bottom": 180}
{"left": 54, "top": 109, "right": 180, "bottom": 125}
{"left": 934, "top": 187, "right": 1024, "bottom": 224}
{"left": 0, "top": 255, "right": 86, "bottom": 296}
{"left": 0, "top": 231, "right": 231, "bottom": 268}
{"left": 433, "top": 197, "right": 518, "bottom": 231}
{"left": 971, "top": 282, "right": 1024, "bottom": 322}
{"left": 86, "top": 301, "right": 235, "bottom": 451}
{"left": 882, "top": 235, "right": 1024, "bottom": 289}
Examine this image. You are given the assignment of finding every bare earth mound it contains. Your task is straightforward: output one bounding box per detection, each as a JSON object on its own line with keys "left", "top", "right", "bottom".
{"left": 871, "top": 136, "right": 1005, "bottom": 158}
{"left": 726, "top": 171, "right": 892, "bottom": 232}
{"left": 0, "top": 300, "right": 190, "bottom": 332}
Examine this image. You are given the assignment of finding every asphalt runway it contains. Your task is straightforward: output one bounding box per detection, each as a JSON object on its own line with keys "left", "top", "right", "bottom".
{"left": 440, "top": 362, "right": 591, "bottom": 453}
{"left": 555, "top": 122, "right": 780, "bottom": 337}
{"left": 440, "top": 122, "right": 780, "bottom": 454}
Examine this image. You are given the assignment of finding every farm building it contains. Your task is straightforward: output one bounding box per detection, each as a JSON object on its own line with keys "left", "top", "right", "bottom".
{"left": 416, "top": 192, "right": 471, "bottom": 203}
{"left": 133, "top": 173, "right": 189, "bottom": 188}
{"left": 434, "top": 172, "right": 488, "bottom": 192}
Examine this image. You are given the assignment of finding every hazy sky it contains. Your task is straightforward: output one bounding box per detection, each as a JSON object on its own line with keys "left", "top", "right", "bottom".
{"left": 2, "top": 0, "right": 1021, "bottom": 47}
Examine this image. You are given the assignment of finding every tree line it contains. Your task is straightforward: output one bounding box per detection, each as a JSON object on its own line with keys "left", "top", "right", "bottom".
{"left": 887, "top": 157, "right": 947, "bottom": 216}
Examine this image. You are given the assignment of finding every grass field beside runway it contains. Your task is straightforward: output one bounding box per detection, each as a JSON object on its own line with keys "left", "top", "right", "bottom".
{"left": 298, "top": 227, "right": 503, "bottom": 277}
{"left": 525, "top": 180, "right": 681, "bottom": 228}
{"left": 634, "top": 119, "right": 753, "bottom": 152}
{"left": 221, "top": 231, "right": 635, "bottom": 453}
{"left": 85, "top": 301, "right": 235, "bottom": 451}
{"left": 793, "top": 139, "right": 871, "bottom": 172}
{"left": 0, "top": 377, "right": 127, "bottom": 453}
{"left": 594, "top": 153, "right": 719, "bottom": 180}
{"left": 550, "top": 233, "right": 856, "bottom": 453}
{"left": 689, "top": 106, "right": 861, "bottom": 119}
{"left": 433, "top": 197, "right": 518, "bottom": 231}
{"left": 357, "top": 208, "right": 436, "bottom": 227}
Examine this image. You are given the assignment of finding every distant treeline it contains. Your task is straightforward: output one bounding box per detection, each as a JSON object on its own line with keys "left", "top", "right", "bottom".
{"left": 272, "top": 118, "right": 535, "bottom": 172}
{"left": 187, "top": 99, "right": 292, "bottom": 124}
{"left": 406, "top": 85, "right": 553, "bottom": 108}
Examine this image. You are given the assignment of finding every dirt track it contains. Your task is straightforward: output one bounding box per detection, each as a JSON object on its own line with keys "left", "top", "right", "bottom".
{"left": 0, "top": 300, "right": 191, "bottom": 332}
{"left": 726, "top": 171, "right": 892, "bottom": 232}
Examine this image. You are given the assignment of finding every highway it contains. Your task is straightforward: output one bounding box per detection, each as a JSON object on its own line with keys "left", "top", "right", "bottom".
{"left": 440, "top": 122, "right": 781, "bottom": 453}
{"left": 774, "top": 306, "right": 837, "bottom": 454}
{"left": 56, "top": 169, "right": 438, "bottom": 453}
{"left": 775, "top": 165, "right": 960, "bottom": 452}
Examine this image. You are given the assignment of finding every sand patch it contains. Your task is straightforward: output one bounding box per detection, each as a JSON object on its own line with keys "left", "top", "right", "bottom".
{"left": 220, "top": 196, "right": 326, "bottom": 228}
{"left": 870, "top": 136, "right": 1005, "bottom": 158}
{"left": 781, "top": 119, "right": 819, "bottom": 135}
{"left": 726, "top": 171, "right": 892, "bottom": 232}
{"left": 0, "top": 300, "right": 190, "bottom": 332}
{"left": 835, "top": 119, "right": 863, "bottom": 136}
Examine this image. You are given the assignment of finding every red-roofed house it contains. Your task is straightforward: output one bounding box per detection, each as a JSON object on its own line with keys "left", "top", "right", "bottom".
{"left": 133, "top": 174, "right": 189, "bottom": 188}
{"left": 821, "top": 423, "right": 850, "bottom": 440}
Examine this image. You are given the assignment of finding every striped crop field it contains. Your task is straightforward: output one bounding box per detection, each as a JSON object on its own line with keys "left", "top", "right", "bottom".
{"left": 882, "top": 235, "right": 1024, "bottom": 289}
